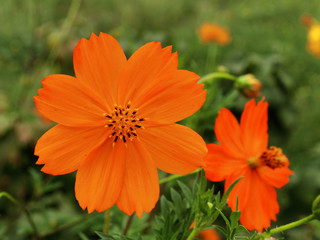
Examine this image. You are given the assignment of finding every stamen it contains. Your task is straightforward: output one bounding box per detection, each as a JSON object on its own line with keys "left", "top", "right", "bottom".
{"left": 259, "top": 146, "right": 288, "bottom": 169}
{"left": 104, "top": 102, "right": 145, "bottom": 146}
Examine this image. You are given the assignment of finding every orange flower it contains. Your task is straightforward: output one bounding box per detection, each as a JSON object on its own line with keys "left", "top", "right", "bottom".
{"left": 34, "top": 33, "right": 207, "bottom": 217}
{"left": 300, "top": 14, "right": 314, "bottom": 27}
{"left": 198, "top": 22, "right": 231, "bottom": 45}
{"left": 204, "top": 99, "right": 293, "bottom": 232}
{"left": 307, "top": 23, "right": 320, "bottom": 57}
{"left": 190, "top": 222, "right": 220, "bottom": 240}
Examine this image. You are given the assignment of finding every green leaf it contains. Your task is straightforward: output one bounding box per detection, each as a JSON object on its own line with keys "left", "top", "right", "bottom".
{"left": 220, "top": 177, "right": 243, "bottom": 207}
{"left": 177, "top": 181, "right": 192, "bottom": 203}
{"left": 212, "top": 225, "right": 227, "bottom": 236}
{"left": 235, "top": 225, "right": 250, "bottom": 235}
{"left": 95, "top": 231, "right": 116, "bottom": 240}
{"left": 215, "top": 207, "right": 230, "bottom": 228}
{"left": 230, "top": 211, "right": 241, "bottom": 230}
{"left": 170, "top": 188, "right": 182, "bottom": 217}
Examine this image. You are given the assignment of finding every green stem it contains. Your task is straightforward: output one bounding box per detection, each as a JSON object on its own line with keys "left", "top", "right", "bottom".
{"left": 48, "top": 0, "right": 82, "bottom": 61}
{"left": 0, "top": 192, "right": 39, "bottom": 240}
{"left": 103, "top": 208, "right": 112, "bottom": 234}
{"left": 258, "top": 214, "right": 315, "bottom": 238}
{"left": 186, "top": 227, "right": 199, "bottom": 240}
{"left": 205, "top": 44, "right": 217, "bottom": 73}
{"left": 199, "top": 72, "right": 237, "bottom": 84}
{"left": 159, "top": 168, "right": 202, "bottom": 185}
{"left": 123, "top": 215, "right": 134, "bottom": 235}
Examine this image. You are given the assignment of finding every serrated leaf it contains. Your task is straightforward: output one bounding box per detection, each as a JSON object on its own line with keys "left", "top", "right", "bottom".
{"left": 220, "top": 177, "right": 243, "bottom": 208}
{"left": 78, "top": 232, "right": 90, "bottom": 240}
{"left": 215, "top": 207, "right": 230, "bottom": 228}
{"left": 160, "top": 196, "right": 171, "bottom": 216}
{"left": 230, "top": 211, "right": 241, "bottom": 230}
{"left": 235, "top": 225, "right": 250, "bottom": 235}
{"left": 170, "top": 188, "right": 182, "bottom": 217}
{"left": 170, "top": 188, "right": 182, "bottom": 206}
{"left": 212, "top": 225, "right": 227, "bottom": 236}
{"left": 177, "top": 181, "right": 192, "bottom": 203}
{"left": 95, "top": 231, "right": 116, "bottom": 240}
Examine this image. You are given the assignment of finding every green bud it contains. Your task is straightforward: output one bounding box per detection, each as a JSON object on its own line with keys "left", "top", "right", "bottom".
{"left": 207, "top": 202, "right": 214, "bottom": 209}
{"left": 234, "top": 74, "right": 262, "bottom": 98}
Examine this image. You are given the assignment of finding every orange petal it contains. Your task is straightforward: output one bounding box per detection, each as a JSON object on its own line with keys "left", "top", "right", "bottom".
{"left": 117, "top": 42, "right": 178, "bottom": 107}
{"left": 215, "top": 108, "right": 247, "bottom": 159}
{"left": 204, "top": 144, "right": 247, "bottom": 182}
{"left": 116, "top": 140, "right": 159, "bottom": 218}
{"left": 75, "top": 141, "right": 126, "bottom": 213}
{"left": 35, "top": 125, "right": 108, "bottom": 175}
{"left": 239, "top": 171, "right": 279, "bottom": 232}
{"left": 240, "top": 99, "right": 268, "bottom": 156}
{"left": 34, "top": 74, "right": 106, "bottom": 127}
{"left": 135, "top": 70, "right": 206, "bottom": 123}
{"left": 257, "top": 165, "right": 293, "bottom": 188}
{"left": 139, "top": 124, "right": 207, "bottom": 175}
{"left": 73, "top": 33, "right": 127, "bottom": 111}
{"left": 225, "top": 166, "right": 252, "bottom": 211}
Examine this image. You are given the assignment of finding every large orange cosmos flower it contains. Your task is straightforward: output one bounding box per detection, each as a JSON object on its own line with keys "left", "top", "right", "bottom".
{"left": 34, "top": 33, "right": 207, "bottom": 217}
{"left": 204, "top": 99, "right": 293, "bottom": 232}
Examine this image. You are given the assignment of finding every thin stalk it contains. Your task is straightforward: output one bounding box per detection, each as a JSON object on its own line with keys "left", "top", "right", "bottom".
{"left": 48, "top": 0, "right": 82, "bottom": 61}
{"left": 159, "top": 168, "right": 202, "bottom": 185}
{"left": 123, "top": 215, "right": 134, "bottom": 236}
{"left": 39, "top": 214, "right": 92, "bottom": 239}
{"left": 103, "top": 208, "right": 112, "bottom": 234}
{"left": 198, "top": 72, "right": 237, "bottom": 84}
{"left": 205, "top": 44, "right": 217, "bottom": 73}
{"left": 258, "top": 214, "right": 316, "bottom": 239}
{"left": 0, "top": 192, "right": 39, "bottom": 240}
{"left": 186, "top": 227, "right": 199, "bottom": 240}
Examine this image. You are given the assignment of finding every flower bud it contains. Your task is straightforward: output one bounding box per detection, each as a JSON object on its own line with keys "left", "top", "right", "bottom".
{"left": 234, "top": 74, "right": 262, "bottom": 98}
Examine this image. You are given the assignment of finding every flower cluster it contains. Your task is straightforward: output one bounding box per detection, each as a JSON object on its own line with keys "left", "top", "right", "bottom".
{"left": 34, "top": 33, "right": 293, "bottom": 234}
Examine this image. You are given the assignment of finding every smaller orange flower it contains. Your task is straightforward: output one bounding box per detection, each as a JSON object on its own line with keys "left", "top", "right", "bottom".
{"left": 190, "top": 222, "right": 220, "bottom": 240}
{"left": 197, "top": 229, "right": 220, "bottom": 240}
{"left": 198, "top": 22, "right": 231, "bottom": 45}
{"left": 307, "top": 23, "right": 320, "bottom": 57}
{"left": 204, "top": 99, "right": 293, "bottom": 232}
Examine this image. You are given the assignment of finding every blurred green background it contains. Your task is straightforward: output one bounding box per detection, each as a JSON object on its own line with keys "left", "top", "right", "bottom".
{"left": 0, "top": 0, "right": 320, "bottom": 239}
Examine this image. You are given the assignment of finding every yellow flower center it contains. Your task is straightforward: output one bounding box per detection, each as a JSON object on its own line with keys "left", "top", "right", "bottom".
{"left": 103, "top": 101, "right": 144, "bottom": 146}
{"left": 247, "top": 146, "right": 289, "bottom": 169}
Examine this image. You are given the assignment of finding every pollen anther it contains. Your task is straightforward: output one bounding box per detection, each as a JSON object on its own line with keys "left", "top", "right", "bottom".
{"left": 259, "top": 146, "right": 288, "bottom": 169}
{"left": 104, "top": 102, "right": 144, "bottom": 146}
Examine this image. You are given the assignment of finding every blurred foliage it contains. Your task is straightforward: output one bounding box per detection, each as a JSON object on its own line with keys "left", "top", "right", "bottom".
{"left": 1, "top": 0, "right": 320, "bottom": 239}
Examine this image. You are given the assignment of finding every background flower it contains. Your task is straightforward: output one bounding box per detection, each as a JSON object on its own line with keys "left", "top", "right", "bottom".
{"left": 198, "top": 22, "right": 231, "bottom": 45}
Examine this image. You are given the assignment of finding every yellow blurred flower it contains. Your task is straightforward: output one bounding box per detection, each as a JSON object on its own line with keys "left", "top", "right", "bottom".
{"left": 307, "top": 23, "right": 320, "bottom": 57}
{"left": 198, "top": 22, "right": 231, "bottom": 45}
